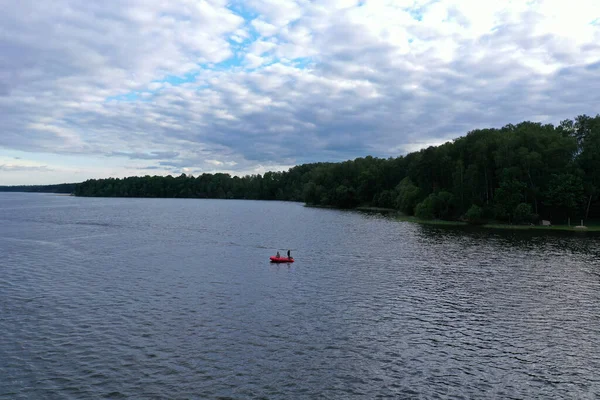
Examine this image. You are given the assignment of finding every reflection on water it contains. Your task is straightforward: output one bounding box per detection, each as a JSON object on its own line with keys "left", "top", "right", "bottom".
{"left": 1, "top": 193, "right": 599, "bottom": 399}
{"left": 419, "top": 223, "right": 600, "bottom": 257}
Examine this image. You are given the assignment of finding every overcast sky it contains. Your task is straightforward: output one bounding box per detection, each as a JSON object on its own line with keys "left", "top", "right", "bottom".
{"left": 1, "top": 0, "right": 600, "bottom": 184}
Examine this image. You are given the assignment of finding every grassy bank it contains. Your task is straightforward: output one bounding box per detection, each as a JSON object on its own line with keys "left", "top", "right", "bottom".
{"left": 395, "top": 215, "right": 468, "bottom": 226}
{"left": 479, "top": 223, "right": 600, "bottom": 232}
{"left": 395, "top": 214, "right": 600, "bottom": 232}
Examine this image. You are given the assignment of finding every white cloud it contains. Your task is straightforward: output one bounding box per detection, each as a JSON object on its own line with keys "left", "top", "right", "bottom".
{"left": 249, "top": 40, "right": 278, "bottom": 56}
{"left": 1, "top": 0, "right": 600, "bottom": 183}
{"left": 251, "top": 19, "right": 279, "bottom": 37}
{"left": 246, "top": 0, "right": 303, "bottom": 27}
{"left": 244, "top": 53, "right": 267, "bottom": 69}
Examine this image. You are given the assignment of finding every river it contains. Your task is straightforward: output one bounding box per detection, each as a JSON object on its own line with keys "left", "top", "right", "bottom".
{"left": 1, "top": 193, "right": 599, "bottom": 398}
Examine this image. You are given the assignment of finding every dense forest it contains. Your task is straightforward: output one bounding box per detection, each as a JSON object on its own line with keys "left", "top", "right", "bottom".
{"left": 0, "top": 183, "right": 76, "bottom": 193}
{"left": 75, "top": 114, "right": 600, "bottom": 224}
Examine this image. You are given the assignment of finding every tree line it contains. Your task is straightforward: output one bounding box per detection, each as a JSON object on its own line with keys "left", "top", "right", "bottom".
{"left": 0, "top": 183, "right": 76, "bottom": 193}
{"left": 74, "top": 114, "right": 600, "bottom": 224}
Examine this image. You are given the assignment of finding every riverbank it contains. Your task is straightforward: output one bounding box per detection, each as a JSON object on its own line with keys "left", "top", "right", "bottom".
{"left": 395, "top": 215, "right": 600, "bottom": 232}
{"left": 305, "top": 204, "right": 600, "bottom": 232}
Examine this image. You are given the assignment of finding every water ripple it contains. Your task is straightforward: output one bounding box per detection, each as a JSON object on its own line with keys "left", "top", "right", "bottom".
{"left": 1, "top": 194, "right": 600, "bottom": 398}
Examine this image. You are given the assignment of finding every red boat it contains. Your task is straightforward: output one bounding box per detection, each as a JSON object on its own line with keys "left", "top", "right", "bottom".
{"left": 270, "top": 256, "right": 294, "bottom": 263}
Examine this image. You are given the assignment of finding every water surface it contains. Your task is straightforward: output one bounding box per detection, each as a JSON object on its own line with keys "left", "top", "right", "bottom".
{"left": 1, "top": 193, "right": 600, "bottom": 399}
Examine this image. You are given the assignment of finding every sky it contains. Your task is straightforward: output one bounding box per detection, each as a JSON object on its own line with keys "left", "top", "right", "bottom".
{"left": 1, "top": 0, "right": 600, "bottom": 185}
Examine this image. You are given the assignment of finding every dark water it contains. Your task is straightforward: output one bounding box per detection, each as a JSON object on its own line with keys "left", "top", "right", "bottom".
{"left": 1, "top": 193, "right": 600, "bottom": 399}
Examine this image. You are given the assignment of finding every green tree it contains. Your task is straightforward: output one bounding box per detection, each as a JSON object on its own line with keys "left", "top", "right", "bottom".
{"left": 395, "top": 177, "right": 421, "bottom": 215}
{"left": 435, "top": 191, "right": 454, "bottom": 219}
{"left": 494, "top": 176, "right": 526, "bottom": 222}
{"left": 513, "top": 202, "right": 533, "bottom": 224}
{"left": 465, "top": 204, "right": 484, "bottom": 224}
{"left": 415, "top": 196, "right": 435, "bottom": 220}
{"left": 544, "top": 173, "right": 585, "bottom": 219}
{"left": 333, "top": 185, "right": 357, "bottom": 209}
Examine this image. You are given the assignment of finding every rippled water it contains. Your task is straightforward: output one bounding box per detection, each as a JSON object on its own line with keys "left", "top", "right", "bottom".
{"left": 1, "top": 193, "right": 600, "bottom": 399}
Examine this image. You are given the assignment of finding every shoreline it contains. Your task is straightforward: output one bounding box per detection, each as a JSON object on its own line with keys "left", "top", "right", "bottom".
{"left": 394, "top": 215, "right": 600, "bottom": 232}
{"left": 305, "top": 204, "right": 599, "bottom": 232}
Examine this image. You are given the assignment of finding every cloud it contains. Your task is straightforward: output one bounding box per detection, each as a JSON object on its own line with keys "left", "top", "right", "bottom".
{"left": 251, "top": 19, "right": 279, "bottom": 37}
{"left": 109, "top": 151, "right": 180, "bottom": 160}
{"left": 0, "top": 164, "right": 51, "bottom": 172}
{"left": 1, "top": 0, "right": 600, "bottom": 183}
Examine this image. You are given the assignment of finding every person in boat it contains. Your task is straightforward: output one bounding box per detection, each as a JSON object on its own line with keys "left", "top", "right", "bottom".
{"left": 276, "top": 251, "right": 280, "bottom": 258}
{"left": 287, "top": 249, "right": 292, "bottom": 259}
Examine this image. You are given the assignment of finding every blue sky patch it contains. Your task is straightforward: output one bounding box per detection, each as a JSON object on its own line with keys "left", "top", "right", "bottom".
{"left": 106, "top": 92, "right": 140, "bottom": 102}
{"left": 227, "top": 2, "right": 257, "bottom": 21}
{"left": 158, "top": 73, "right": 198, "bottom": 86}
{"left": 291, "top": 57, "right": 313, "bottom": 69}
{"left": 213, "top": 54, "right": 245, "bottom": 70}
{"left": 408, "top": 8, "right": 423, "bottom": 21}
